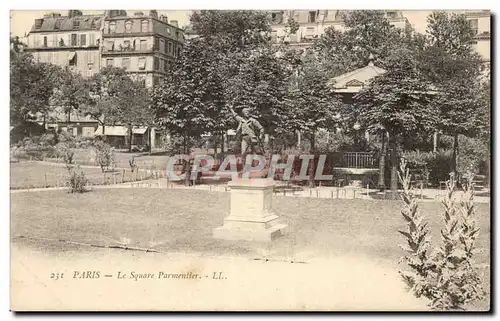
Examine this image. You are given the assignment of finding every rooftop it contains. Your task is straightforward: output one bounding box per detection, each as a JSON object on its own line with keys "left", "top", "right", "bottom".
{"left": 29, "top": 14, "right": 102, "bottom": 34}
{"left": 329, "top": 59, "right": 387, "bottom": 93}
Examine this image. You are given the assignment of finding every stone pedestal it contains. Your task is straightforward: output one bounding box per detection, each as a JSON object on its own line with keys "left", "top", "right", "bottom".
{"left": 213, "top": 178, "right": 287, "bottom": 242}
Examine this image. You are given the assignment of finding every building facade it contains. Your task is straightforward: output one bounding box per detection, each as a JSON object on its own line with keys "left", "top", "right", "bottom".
{"left": 100, "top": 10, "right": 185, "bottom": 88}
{"left": 464, "top": 10, "right": 490, "bottom": 63}
{"left": 269, "top": 10, "right": 411, "bottom": 49}
{"left": 24, "top": 10, "right": 185, "bottom": 148}
{"left": 25, "top": 10, "right": 185, "bottom": 84}
{"left": 25, "top": 11, "right": 102, "bottom": 77}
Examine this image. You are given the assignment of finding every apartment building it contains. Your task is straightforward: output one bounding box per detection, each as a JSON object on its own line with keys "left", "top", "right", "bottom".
{"left": 464, "top": 10, "right": 490, "bottom": 63}
{"left": 25, "top": 10, "right": 102, "bottom": 77}
{"left": 24, "top": 10, "right": 185, "bottom": 147}
{"left": 269, "top": 10, "right": 411, "bottom": 49}
{"left": 100, "top": 10, "right": 185, "bottom": 88}
{"left": 25, "top": 9, "right": 185, "bottom": 86}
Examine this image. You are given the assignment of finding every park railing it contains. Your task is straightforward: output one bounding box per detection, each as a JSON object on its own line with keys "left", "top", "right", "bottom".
{"left": 335, "top": 152, "right": 378, "bottom": 169}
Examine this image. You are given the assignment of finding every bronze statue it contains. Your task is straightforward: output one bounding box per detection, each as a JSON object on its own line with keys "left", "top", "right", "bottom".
{"left": 228, "top": 105, "right": 264, "bottom": 155}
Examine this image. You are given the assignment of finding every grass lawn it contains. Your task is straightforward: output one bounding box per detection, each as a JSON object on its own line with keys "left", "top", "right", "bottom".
{"left": 10, "top": 162, "right": 149, "bottom": 189}
{"left": 10, "top": 188, "right": 490, "bottom": 308}
{"left": 10, "top": 188, "right": 490, "bottom": 262}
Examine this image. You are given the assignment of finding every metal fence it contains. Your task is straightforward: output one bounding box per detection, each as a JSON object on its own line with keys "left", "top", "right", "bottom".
{"left": 338, "top": 152, "right": 378, "bottom": 169}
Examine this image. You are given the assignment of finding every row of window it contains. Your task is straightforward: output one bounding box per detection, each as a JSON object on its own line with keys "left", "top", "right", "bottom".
{"left": 104, "top": 38, "right": 181, "bottom": 56}
{"left": 105, "top": 20, "right": 153, "bottom": 34}
{"left": 469, "top": 18, "right": 479, "bottom": 35}
{"left": 39, "top": 33, "right": 97, "bottom": 48}
{"left": 105, "top": 39, "right": 150, "bottom": 51}
{"left": 105, "top": 56, "right": 173, "bottom": 72}
{"left": 290, "top": 10, "right": 399, "bottom": 24}
{"left": 155, "top": 37, "right": 181, "bottom": 56}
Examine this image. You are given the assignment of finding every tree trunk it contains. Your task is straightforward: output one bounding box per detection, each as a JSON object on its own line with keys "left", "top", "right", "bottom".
{"left": 183, "top": 134, "right": 187, "bottom": 154}
{"left": 101, "top": 121, "right": 106, "bottom": 142}
{"left": 149, "top": 127, "right": 153, "bottom": 155}
{"left": 127, "top": 125, "right": 133, "bottom": 152}
{"left": 378, "top": 131, "right": 387, "bottom": 190}
{"left": 213, "top": 135, "right": 218, "bottom": 158}
{"left": 221, "top": 131, "right": 225, "bottom": 154}
{"left": 297, "top": 130, "right": 301, "bottom": 149}
{"left": 389, "top": 134, "right": 398, "bottom": 200}
{"left": 308, "top": 156, "right": 316, "bottom": 188}
{"left": 310, "top": 131, "right": 315, "bottom": 152}
{"left": 433, "top": 131, "right": 439, "bottom": 153}
{"left": 451, "top": 133, "right": 459, "bottom": 177}
{"left": 67, "top": 109, "right": 71, "bottom": 136}
{"left": 309, "top": 132, "right": 316, "bottom": 188}
{"left": 184, "top": 159, "right": 192, "bottom": 187}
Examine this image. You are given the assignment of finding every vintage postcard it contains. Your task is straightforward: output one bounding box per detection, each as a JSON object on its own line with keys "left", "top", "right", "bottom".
{"left": 10, "top": 9, "right": 491, "bottom": 311}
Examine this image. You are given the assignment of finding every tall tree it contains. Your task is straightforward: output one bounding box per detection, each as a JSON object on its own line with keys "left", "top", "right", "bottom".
{"left": 10, "top": 43, "right": 61, "bottom": 130}
{"left": 313, "top": 10, "right": 405, "bottom": 77}
{"left": 477, "top": 68, "right": 491, "bottom": 187}
{"left": 85, "top": 66, "right": 150, "bottom": 151}
{"left": 288, "top": 50, "right": 342, "bottom": 152}
{"left": 425, "top": 11, "right": 484, "bottom": 176}
{"left": 153, "top": 11, "right": 275, "bottom": 154}
{"left": 355, "top": 48, "right": 436, "bottom": 198}
{"left": 51, "top": 67, "right": 90, "bottom": 124}
{"left": 190, "top": 10, "right": 271, "bottom": 51}
{"left": 150, "top": 39, "right": 221, "bottom": 154}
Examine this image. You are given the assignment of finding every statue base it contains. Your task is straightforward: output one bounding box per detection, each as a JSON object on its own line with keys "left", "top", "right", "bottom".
{"left": 213, "top": 178, "right": 287, "bottom": 242}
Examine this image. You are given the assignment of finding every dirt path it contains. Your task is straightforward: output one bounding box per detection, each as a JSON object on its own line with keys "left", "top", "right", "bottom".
{"left": 11, "top": 240, "right": 429, "bottom": 311}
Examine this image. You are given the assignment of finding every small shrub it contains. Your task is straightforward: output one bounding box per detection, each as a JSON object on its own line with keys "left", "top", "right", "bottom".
{"left": 148, "top": 163, "right": 158, "bottom": 178}
{"left": 66, "top": 165, "right": 88, "bottom": 193}
{"left": 10, "top": 146, "right": 26, "bottom": 162}
{"left": 397, "top": 158, "right": 436, "bottom": 299}
{"left": 398, "top": 160, "right": 485, "bottom": 310}
{"left": 456, "top": 137, "right": 488, "bottom": 175}
{"left": 316, "top": 132, "right": 355, "bottom": 153}
{"left": 74, "top": 136, "right": 93, "bottom": 149}
{"left": 94, "top": 140, "right": 115, "bottom": 172}
{"left": 57, "top": 131, "right": 75, "bottom": 145}
{"left": 402, "top": 150, "right": 434, "bottom": 183}
{"left": 129, "top": 156, "right": 138, "bottom": 173}
{"left": 430, "top": 173, "right": 485, "bottom": 310}
{"left": 38, "top": 133, "right": 57, "bottom": 147}
{"left": 55, "top": 142, "right": 75, "bottom": 165}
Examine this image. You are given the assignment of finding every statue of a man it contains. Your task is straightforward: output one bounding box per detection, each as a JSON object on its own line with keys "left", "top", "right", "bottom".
{"left": 228, "top": 106, "right": 264, "bottom": 155}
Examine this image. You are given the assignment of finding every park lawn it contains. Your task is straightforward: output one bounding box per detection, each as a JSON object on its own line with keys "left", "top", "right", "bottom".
{"left": 10, "top": 188, "right": 490, "bottom": 264}
{"left": 11, "top": 188, "right": 490, "bottom": 309}
{"left": 10, "top": 162, "right": 148, "bottom": 190}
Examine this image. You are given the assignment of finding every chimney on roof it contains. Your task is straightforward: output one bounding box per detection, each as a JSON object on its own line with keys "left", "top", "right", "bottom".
{"left": 150, "top": 10, "right": 158, "bottom": 19}
{"left": 35, "top": 18, "right": 44, "bottom": 29}
{"left": 160, "top": 15, "right": 168, "bottom": 23}
{"left": 44, "top": 12, "right": 61, "bottom": 18}
{"left": 68, "top": 10, "right": 82, "bottom": 18}
{"left": 109, "top": 10, "right": 127, "bottom": 18}
{"left": 170, "top": 20, "right": 178, "bottom": 27}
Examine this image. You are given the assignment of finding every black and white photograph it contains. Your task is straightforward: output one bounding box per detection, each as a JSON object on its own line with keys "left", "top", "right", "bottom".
{"left": 8, "top": 7, "right": 491, "bottom": 312}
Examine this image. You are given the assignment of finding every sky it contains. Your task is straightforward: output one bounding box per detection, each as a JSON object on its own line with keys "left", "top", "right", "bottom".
{"left": 9, "top": 10, "right": 433, "bottom": 38}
